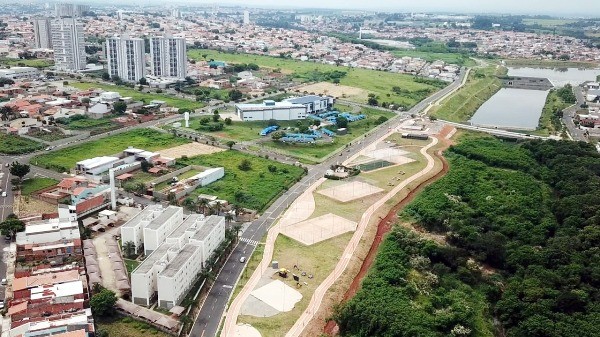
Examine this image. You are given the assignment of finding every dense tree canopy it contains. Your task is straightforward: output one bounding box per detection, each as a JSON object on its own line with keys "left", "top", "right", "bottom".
{"left": 335, "top": 136, "right": 600, "bottom": 337}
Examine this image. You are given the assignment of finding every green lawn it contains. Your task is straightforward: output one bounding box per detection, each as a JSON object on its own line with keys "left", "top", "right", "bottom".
{"left": 124, "top": 259, "right": 140, "bottom": 274}
{"left": 70, "top": 82, "right": 204, "bottom": 110}
{"left": 179, "top": 119, "right": 301, "bottom": 142}
{"left": 96, "top": 316, "right": 171, "bottom": 337}
{"left": 188, "top": 49, "right": 443, "bottom": 107}
{"left": 392, "top": 50, "right": 476, "bottom": 67}
{"left": 32, "top": 129, "right": 190, "bottom": 173}
{"left": 430, "top": 65, "right": 506, "bottom": 122}
{"left": 534, "top": 89, "right": 571, "bottom": 136}
{"left": 180, "top": 150, "right": 305, "bottom": 211}
{"left": 262, "top": 107, "right": 396, "bottom": 162}
{"left": 21, "top": 178, "right": 58, "bottom": 195}
{"left": 0, "top": 134, "right": 43, "bottom": 155}
{"left": 27, "top": 129, "right": 68, "bottom": 142}
{"left": 0, "top": 58, "right": 53, "bottom": 68}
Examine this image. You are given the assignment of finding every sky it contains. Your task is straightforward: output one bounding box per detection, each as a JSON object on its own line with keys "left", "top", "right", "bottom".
{"left": 179, "top": 0, "right": 599, "bottom": 16}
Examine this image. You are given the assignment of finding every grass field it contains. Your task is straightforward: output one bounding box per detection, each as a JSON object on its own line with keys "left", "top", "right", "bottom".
{"left": 60, "top": 116, "right": 119, "bottom": 132}
{"left": 124, "top": 259, "right": 140, "bottom": 274}
{"left": 180, "top": 150, "right": 304, "bottom": 211}
{"left": 522, "top": 18, "right": 578, "bottom": 27}
{"left": 96, "top": 316, "right": 171, "bottom": 337}
{"left": 429, "top": 65, "right": 506, "bottom": 122}
{"left": 27, "top": 129, "right": 68, "bottom": 142}
{"left": 70, "top": 82, "right": 204, "bottom": 110}
{"left": 263, "top": 107, "right": 396, "bottom": 162}
{"left": 0, "top": 58, "right": 53, "bottom": 68}
{"left": 154, "top": 169, "right": 201, "bottom": 191}
{"left": 20, "top": 178, "right": 58, "bottom": 196}
{"left": 392, "top": 50, "right": 476, "bottom": 67}
{"left": 179, "top": 119, "right": 300, "bottom": 142}
{"left": 0, "top": 134, "right": 43, "bottom": 155}
{"left": 188, "top": 50, "right": 443, "bottom": 107}
{"left": 238, "top": 233, "right": 353, "bottom": 337}
{"left": 535, "top": 89, "right": 570, "bottom": 136}
{"left": 32, "top": 129, "right": 190, "bottom": 173}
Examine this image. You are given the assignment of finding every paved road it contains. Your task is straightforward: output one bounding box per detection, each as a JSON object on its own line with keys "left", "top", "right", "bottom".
{"left": 563, "top": 85, "right": 588, "bottom": 142}
{"left": 189, "top": 69, "right": 469, "bottom": 337}
{"left": 0, "top": 158, "right": 14, "bottom": 311}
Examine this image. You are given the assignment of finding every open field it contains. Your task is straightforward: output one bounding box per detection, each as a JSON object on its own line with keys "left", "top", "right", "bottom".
{"left": 429, "top": 65, "right": 506, "bottom": 122}
{"left": 0, "top": 134, "right": 43, "bottom": 155}
{"left": 238, "top": 233, "right": 353, "bottom": 337}
{"left": 0, "top": 58, "right": 53, "bottom": 68}
{"left": 263, "top": 107, "right": 396, "bottom": 162}
{"left": 96, "top": 316, "right": 171, "bottom": 337}
{"left": 392, "top": 50, "right": 476, "bottom": 67}
{"left": 154, "top": 169, "right": 202, "bottom": 192}
{"left": 32, "top": 129, "right": 190, "bottom": 173}
{"left": 157, "top": 142, "right": 224, "bottom": 159}
{"left": 296, "top": 82, "right": 368, "bottom": 101}
{"left": 176, "top": 119, "right": 300, "bottom": 142}
{"left": 21, "top": 178, "right": 58, "bottom": 196}
{"left": 522, "top": 18, "right": 578, "bottom": 27}
{"left": 60, "top": 116, "right": 120, "bottom": 132}
{"left": 180, "top": 150, "right": 304, "bottom": 211}
{"left": 70, "top": 82, "right": 204, "bottom": 110}
{"left": 188, "top": 49, "right": 443, "bottom": 107}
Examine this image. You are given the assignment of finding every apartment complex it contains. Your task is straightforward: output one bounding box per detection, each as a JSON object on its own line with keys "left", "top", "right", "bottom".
{"left": 32, "top": 18, "right": 52, "bottom": 49}
{"left": 106, "top": 35, "right": 146, "bottom": 83}
{"left": 129, "top": 211, "right": 225, "bottom": 309}
{"left": 149, "top": 36, "right": 187, "bottom": 79}
{"left": 55, "top": 3, "right": 90, "bottom": 17}
{"left": 51, "top": 18, "right": 86, "bottom": 71}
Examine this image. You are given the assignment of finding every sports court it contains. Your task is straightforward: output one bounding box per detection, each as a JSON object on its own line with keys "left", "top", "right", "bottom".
{"left": 281, "top": 213, "right": 358, "bottom": 245}
{"left": 318, "top": 181, "right": 384, "bottom": 203}
{"left": 250, "top": 279, "right": 302, "bottom": 312}
{"left": 157, "top": 142, "right": 224, "bottom": 159}
{"left": 364, "top": 147, "right": 415, "bottom": 165}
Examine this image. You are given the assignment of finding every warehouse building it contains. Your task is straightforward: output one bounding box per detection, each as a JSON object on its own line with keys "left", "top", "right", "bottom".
{"left": 235, "top": 95, "right": 335, "bottom": 121}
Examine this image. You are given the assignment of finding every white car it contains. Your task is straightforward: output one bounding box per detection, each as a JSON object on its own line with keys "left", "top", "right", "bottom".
{"left": 1, "top": 192, "right": 6, "bottom": 197}
{"left": 1, "top": 278, "right": 6, "bottom": 285}
{"left": 239, "top": 256, "right": 246, "bottom": 263}
{"left": 0, "top": 301, "right": 4, "bottom": 310}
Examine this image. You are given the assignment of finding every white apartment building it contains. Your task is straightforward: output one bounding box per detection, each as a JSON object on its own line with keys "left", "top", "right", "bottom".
{"left": 131, "top": 214, "right": 225, "bottom": 308}
{"left": 32, "top": 18, "right": 52, "bottom": 49}
{"left": 55, "top": 3, "right": 90, "bottom": 17}
{"left": 106, "top": 35, "right": 146, "bottom": 83}
{"left": 243, "top": 10, "right": 250, "bottom": 25}
{"left": 143, "top": 206, "right": 184, "bottom": 255}
{"left": 51, "top": 18, "right": 86, "bottom": 72}
{"left": 149, "top": 36, "right": 187, "bottom": 79}
{"left": 120, "top": 204, "right": 166, "bottom": 252}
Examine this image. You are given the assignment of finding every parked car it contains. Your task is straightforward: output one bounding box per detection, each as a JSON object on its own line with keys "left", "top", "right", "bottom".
{"left": 0, "top": 300, "right": 4, "bottom": 310}
{"left": 1, "top": 192, "right": 6, "bottom": 197}
{"left": 1, "top": 278, "right": 7, "bottom": 285}
{"left": 239, "top": 256, "right": 246, "bottom": 263}
{"left": 4, "top": 235, "right": 11, "bottom": 243}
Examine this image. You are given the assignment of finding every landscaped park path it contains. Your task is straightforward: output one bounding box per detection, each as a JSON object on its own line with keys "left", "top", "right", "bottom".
{"left": 221, "top": 128, "right": 440, "bottom": 337}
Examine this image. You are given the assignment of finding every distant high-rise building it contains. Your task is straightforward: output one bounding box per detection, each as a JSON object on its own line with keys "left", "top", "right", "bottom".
{"left": 51, "top": 18, "right": 86, "bottom": 71}
{"left": 106, "top": 35, "right": 146, "bottom": 83}
{"left": 171, "top": 9, "right": 181, "bottom": 19}
{"left": 149, "top": 36, "right": 187, "bottom": 79}
{"left": 243, "top": 10, "right": 250, "bottom": 25}
{"left": 55, "top": 3, "right": 90, "bottom": 17}
{"left": 32, "top": 18, "right": 53, "bottom": 49}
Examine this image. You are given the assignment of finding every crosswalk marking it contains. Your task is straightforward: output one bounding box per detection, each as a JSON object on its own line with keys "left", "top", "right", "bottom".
{"left": 240, "top": 237, "right": 259, "bottom": 246}
{"left": 0, "top": 204, "right": 13, "bottom": 209}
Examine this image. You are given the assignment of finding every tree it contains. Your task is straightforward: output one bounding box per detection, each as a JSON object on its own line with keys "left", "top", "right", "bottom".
{"left": 113, "top": 101, "right": 127, "bottom": 114}
{"left": 271, "top": 130, "right": 285, "bottom": 140}
{"left": 81, "top": 97, "right": 91, "bottom": 105}
{"left": 197, "top": 198, "right": 209, "bottom": 214}
{"left": 226, "top": 141, "right": 236, "bottom": 150}
{"left": 96, "top": 330, "right": 109, "bottom": 337}
{"left": 367, "top": 95, "right": 379, "bottom": 106}
{"left": 9, "top": 162, "right": 30, "bottom": 182}
{"left": 140, "top": 159, "right": 152, "bottom": 172}
{"left": 336, "top": 116, "right": 348, "bottom": 129}
{"left": 122, "top": 241, "right": 136, "bottom": 259}
{"left": 238, "top": 159, "right": 252, "bottom": 171}
{"left": 212, "top": 111, "right": 220, "bottom": 122}
{"left": 0, "top": 77, "right": 14, "bottom": 86}
{"left": 123, "top": 181, "right": 146, "bottom": 195}
{"left": 138, "top": 77, "right": 148, "bottom": 85}
{"left": 229, "top": 89, "right": 243, "bottom": 101}
{"left": 224, "top": 117, "right": 232, "bottom": 125}
{"left": 224, "top": 213, "right": 234, "bottom": 224}
{"left": 0, "top": 218, "right": 25, "bottom": 237}
{"left": 90, "top": 288, "right": 117, "bottom": 316}
{"left": 101, "top": 72, "right": 110, "bottom": 81}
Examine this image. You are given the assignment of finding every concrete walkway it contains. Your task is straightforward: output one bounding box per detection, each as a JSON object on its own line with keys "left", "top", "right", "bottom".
{"left": 222, "top": 130, "right": 439, "bottom": 337}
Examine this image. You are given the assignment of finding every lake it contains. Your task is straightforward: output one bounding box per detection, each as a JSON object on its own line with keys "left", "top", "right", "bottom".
{"left": 507, "top": 67, "right": 600, "bottom": 86}
{"left": 470, "top": 88, "right": 549, "bottom": 130}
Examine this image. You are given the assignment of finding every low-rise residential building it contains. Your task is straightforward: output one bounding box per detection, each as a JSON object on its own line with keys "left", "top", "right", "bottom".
{"left": 131, "top": 213, "right": 225, "bottom": 308}
{"left": 0, "top": 66, "right": 40, "bottom": 79}
{"left": 16, "top": 217, "right": 82, "bottom": 263}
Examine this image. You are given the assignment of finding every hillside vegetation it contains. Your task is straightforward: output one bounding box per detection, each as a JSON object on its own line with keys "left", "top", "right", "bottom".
{"left": 335, "top": 135, "right": 599, "bottom": 337}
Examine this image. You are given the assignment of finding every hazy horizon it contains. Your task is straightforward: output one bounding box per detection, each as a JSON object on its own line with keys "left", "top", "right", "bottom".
{"left": 1, "top": 0, "right": 600, "bottom": 17}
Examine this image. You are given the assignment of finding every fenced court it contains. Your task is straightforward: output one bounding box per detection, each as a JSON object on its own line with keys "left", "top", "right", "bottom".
{"left": 281, "top": 213, "right": 357, "bottom": 246}
{"left": 318, "top": 181, "right": 383, "bottom": 203}
{"left": 249, "top": 280, "right": 303, "bottom": 312}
